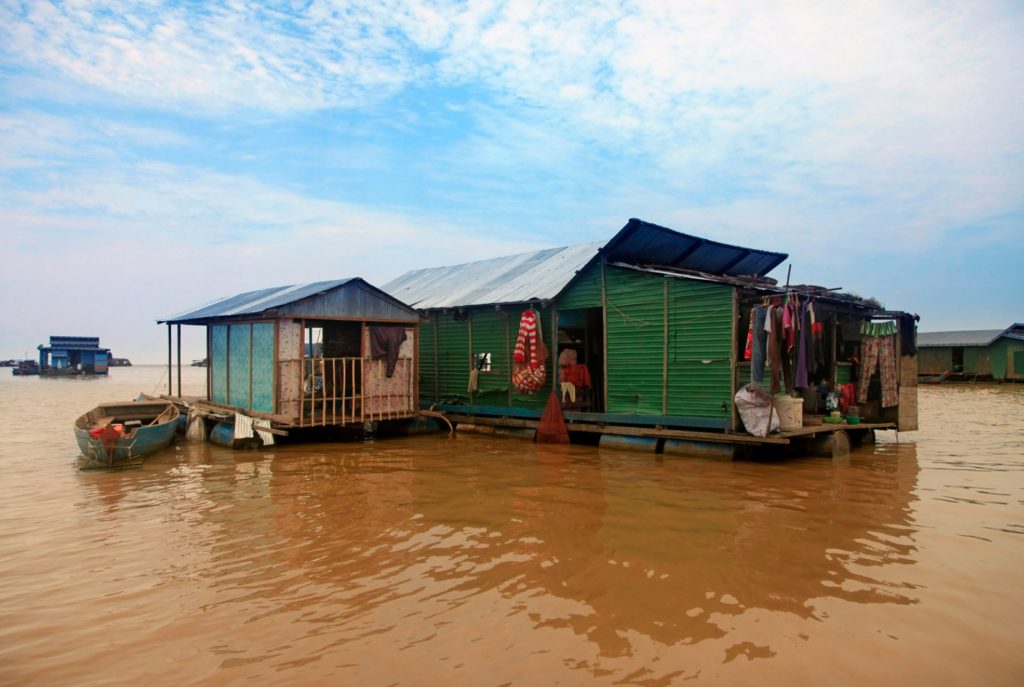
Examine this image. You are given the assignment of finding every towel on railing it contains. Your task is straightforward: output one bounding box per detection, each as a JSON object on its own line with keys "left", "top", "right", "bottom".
{"left": 370, "top": 326, "right": 407, "bottom": 377}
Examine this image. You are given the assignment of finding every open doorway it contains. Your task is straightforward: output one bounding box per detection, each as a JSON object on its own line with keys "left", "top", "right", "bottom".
{"left": 557, "top": 308, "right": 604, "bottom": 412}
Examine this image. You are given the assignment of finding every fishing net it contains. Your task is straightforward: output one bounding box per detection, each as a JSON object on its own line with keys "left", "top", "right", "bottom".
{"left": 536, "top": 389, "right": 569, "bottom": 444}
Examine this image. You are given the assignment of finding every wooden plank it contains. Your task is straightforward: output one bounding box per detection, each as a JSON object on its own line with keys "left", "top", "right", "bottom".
{"left": 442, "top": 413, "right": 791, "bottom": 445}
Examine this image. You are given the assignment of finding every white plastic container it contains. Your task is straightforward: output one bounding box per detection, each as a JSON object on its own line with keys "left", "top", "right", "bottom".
{"left": 775, "top": 395, "right": 803, "bottom": 431}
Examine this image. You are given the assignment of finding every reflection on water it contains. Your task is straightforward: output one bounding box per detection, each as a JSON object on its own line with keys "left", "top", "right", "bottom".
{"left": 0, "top": 369, "right": 1022, "bottom": 686}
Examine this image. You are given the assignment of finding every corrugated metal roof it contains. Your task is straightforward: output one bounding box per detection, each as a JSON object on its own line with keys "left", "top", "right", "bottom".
{"left": 161, "top": 278, "right": 419, "bottom": 324}
{"left": 382, "top": 219, "right": 788, "bottom": 310}
{"left": 918, "top": 329, "right": 1008, "bottom": 347}
{"left": 604, "top": 218, "right": 788, "bottom": 277}
{"left": 383, "top": 242, "right": 605, "bottom": 309}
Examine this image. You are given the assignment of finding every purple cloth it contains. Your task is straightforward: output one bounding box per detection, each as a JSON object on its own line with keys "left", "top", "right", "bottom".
{"left": 794, "top": 302, "right": 810, "bottom": 390}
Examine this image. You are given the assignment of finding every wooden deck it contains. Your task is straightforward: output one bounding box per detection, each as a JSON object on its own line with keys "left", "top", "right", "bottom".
{"left": 444, "top": 412, "right": 897, "bottom": 447}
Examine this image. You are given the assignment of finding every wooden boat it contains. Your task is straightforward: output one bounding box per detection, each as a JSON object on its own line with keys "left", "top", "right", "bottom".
{"left": 74, "top": 400, "right": 180, "bottom": 468}
{"left": 11, "top": 361, "right": 39, "bottom": 376}
{"left": 919, "top": 370, "right": 949, "bottom": 384}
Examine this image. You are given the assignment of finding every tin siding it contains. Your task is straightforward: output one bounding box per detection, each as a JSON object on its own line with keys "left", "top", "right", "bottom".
{"left": 418, "top": 317, "right": 438, "bottom": 402}
{"left": 666, "top": 279, "right": 735, "bottom": 419}
{"left": 469, "top": 310, "right": 509, "bottom": 405}
{"left": 211, "top": 325, "right": 228, "bottom": 405}
{"left": 229, "top": 324, "right": 252, "bottom": 409}
{"left": 604, "top": 267, "right": 665, "bottom": 415}
{"left": 558, "top": 264, "right": 602, "bottom": 310}
{"left": 436, "top": 313, "right": 470, "bottom": 402}
{"left": 251, "top": 323, "right": 275, "bottom": 413}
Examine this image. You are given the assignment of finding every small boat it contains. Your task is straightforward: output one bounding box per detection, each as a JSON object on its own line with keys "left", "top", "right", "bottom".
{"left": 74, "top": 400, "right": 180, "bottom": 468}
{"left": 11, "top": 361, "right": 39, "bottom": 376}
{"left": 919, "top": 370, "right": 949, "bottom": 384}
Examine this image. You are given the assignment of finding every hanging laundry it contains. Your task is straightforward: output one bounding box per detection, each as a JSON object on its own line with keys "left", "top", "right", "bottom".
{"left": 370, "top": 326, "right": 408, "bottom": 377}
{"left": 794, "top": 300, "right": 810, "bottom": 390}
{"left": 513, "top": 309, "right": 541, "bottom": 369}
{"left": 858, "top": 333, "right": 899, "bottom": 408}
{"left": 750, "top": 305, "right": 767, "bottom": 385}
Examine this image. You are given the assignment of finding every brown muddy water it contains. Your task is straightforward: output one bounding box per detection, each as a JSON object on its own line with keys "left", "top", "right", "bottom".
{"left": 1, "top": 366, "right": 1022, "bottom": 686}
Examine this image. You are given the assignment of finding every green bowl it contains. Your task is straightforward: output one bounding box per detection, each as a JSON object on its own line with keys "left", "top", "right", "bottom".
{"left": 845, "top": 416, "right": 861, "bottom": 425}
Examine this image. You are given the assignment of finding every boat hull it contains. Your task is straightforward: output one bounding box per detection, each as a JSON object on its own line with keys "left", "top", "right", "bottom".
{"left": 74, "top": 401, "right": 180, "bottom": 467}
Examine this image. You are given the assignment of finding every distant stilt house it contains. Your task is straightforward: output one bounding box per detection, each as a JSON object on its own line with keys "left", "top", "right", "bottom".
{"left": 917, "top": 324, "right": 1024, "bottom": 382}
{"left": 384, "top": 218, "right": 920, "bottom": 456}
{"left": 37, "top": 336, "right": 110, "bottom": 375}
{"left": 159, "top": 279, "right": 422, "bottom": 438}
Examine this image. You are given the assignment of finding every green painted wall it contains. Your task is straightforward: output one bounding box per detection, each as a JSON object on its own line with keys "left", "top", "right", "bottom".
{"left": 559, "top": 264, "right": 602, "bottom": 310}
{"left": 417, "top": 306, "right": 555, "bottom": 410}
{"left": 965, "top": 347, "right": 993, "bottom": 375}
{"left": 666, "top": 278, "right": 734, "bottom": 419}
{"left": 604, "top": 267, "right": 665, "bottom": 415}
{"left": 918, "top": 339, "right": 1024, "bottom": 380}
{"left": 470, "top": 309, "right": 511, "bottom": 405}
{"left": 603, "top": 266, "right": 734, "bottom": 419}
{"left": 435, "top": 312, "right": 470, "bottom": 403}
{"left": 917, "top": 348, "right": 951, "bottom": 375}
{"left": 991, "top": 338, "right": 1024, "bottom": 380}
{"left": 419, "top": 317, "right": 438, "bottom": 401}
{"left": 417, "top": 264, "right": 735, "bottom": 422}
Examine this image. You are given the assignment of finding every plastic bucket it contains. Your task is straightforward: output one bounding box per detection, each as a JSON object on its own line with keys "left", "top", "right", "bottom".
{"left": 775, "top": 395, "right": 803, "bottom": 431}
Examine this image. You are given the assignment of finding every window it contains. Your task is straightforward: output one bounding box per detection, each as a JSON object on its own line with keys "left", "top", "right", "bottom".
{"left": 474, "top": 352, "right": 492, "bottom": 373}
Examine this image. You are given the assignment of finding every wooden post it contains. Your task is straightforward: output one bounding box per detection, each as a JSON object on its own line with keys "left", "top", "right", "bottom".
{"left": 176, "top": 324, "right": 182, "bottom": 398}
{"left": 167, "top": 324, "right": 172, "bottom": 395}
{"left": 206, "top": 326, "right": 212, "bottom": 403}
{"left": 299, "top": 319, "right": 305, "bottom": 427}
{"left": 248, "top": 324, "right": 253, "bottom": 411}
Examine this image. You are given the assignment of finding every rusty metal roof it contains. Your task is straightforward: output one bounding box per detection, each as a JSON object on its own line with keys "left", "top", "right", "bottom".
{"left": 382, "top": 218, "right": 788, "bottom": 310}
{"left": 161, "top": 278, "right": 419, "bottom": 324}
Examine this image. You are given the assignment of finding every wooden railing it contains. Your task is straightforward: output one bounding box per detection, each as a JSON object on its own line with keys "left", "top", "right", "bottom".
{"left": 279, "top": 356, "right": 415, "bottom": 428}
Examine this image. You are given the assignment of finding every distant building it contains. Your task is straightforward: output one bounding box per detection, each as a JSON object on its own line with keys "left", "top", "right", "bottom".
{"left": 917, "top": 324, "right": 1024, "bottom": 381}
{"left": 37, "top": 336, "right": 110, "bottom": 375}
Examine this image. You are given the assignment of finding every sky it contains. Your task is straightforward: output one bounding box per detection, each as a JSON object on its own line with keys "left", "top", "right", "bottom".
{"left": 1, "top": 0, "right": 1021, "bottom": 363}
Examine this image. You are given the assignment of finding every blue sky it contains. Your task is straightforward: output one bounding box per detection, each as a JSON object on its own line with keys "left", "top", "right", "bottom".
{"left": 1, "top": 0, "right": 1021, "bottom": 363}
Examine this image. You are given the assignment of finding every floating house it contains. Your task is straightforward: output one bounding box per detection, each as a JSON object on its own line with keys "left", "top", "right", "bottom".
{"left": 384, "top": 218, "right": 919, "bottom": 456}
{"left": 159, "top": 279, "right": 422, "bottom": 439}
{"left": 37, "top": 336, "right": 110, "bottom": 375}
{"left": 917, "top": 324, "right": 1024, "bottom": 382}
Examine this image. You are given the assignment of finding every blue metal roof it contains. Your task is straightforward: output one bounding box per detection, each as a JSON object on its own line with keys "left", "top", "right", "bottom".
{"left": 918, "top": 324, "right": 1024, "bottom": 348}
{"left": 161, "top": 278, "right": 419, "bottom": 324}
{"left": 604, "top": 218, "right": 788, "bottom": 277}
{"left": 382, "top": 218, "right": 788, "bottom": 310}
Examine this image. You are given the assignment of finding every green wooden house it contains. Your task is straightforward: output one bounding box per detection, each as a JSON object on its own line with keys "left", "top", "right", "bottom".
{"left": 384, "top": 219, "right": 919, "bottom": 448}
{"left": 918, "top": 324, "right": 1024, "bottom": 381}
